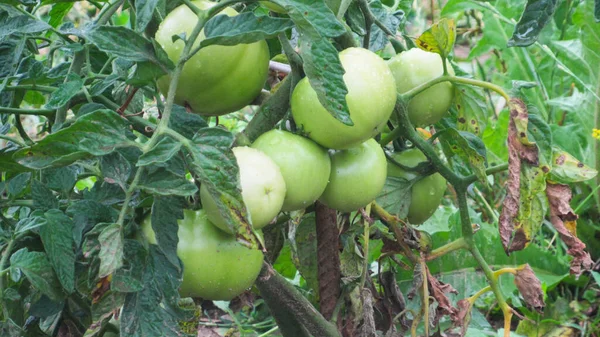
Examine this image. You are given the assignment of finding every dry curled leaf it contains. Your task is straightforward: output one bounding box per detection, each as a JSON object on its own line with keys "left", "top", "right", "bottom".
{"left": 545, "top": 183, "right": 593, "bottom": 277}
{"left": 514, "top": 264, "right": 545, "bottom": 313}
{"left": 449, "top": 299, "right": 473, "bottom": 337}
{"left": 427, "top": 268, "right": 458, "bottom": 324}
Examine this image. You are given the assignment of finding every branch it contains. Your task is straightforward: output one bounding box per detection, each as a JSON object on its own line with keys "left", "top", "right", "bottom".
{"left": 0, "top": 107, "right": 55, "bottom": 116}
{"left": 255, "top": 263, "right": 342, "bottom": 337}
{"left": 315, "top": 201, "right": 341, "bottom": 320}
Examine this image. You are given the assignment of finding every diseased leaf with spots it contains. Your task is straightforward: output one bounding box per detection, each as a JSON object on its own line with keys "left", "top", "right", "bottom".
{"left": 98, "top": 223, "right": 124, "bottom": 278}
{"left": 439, "top": 128, "right": 488, "bottom": 185}
{"left": 454, "top": 84, "right": 488, "bottom": 136}
{"left": 508, "top": 0, "right": 558, "bottom": 47}
{"left": 416, "top": 18, "right": 456, "bottom": 58}
{"left": 549, "top": 147, "right": 598, "bottom": 183}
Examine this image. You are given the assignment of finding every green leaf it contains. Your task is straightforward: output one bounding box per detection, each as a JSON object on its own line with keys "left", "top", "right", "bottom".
{"left": 454, "top": 84, "right": 489, "bottom": 137}
{"left": 39, "top": 210, "right": 76, "bottom": 293}
{"left": 112, "top": 240, "right": 147, "bottom": 293}
{"left": 0, "top": 13, "right": 51, "bottom": 40}
{"left": 168, "top": 105, "right": 207, "bottom": 139}
{"left": 31, "top": 180, "right": 58, "bottom": 211}
{"left": 508, "top": 0, "right": 558, "bottom": 47}
{"left": 184, "top": 128, "right": 252, "bottom": 242}
{"left": 439, "top": 128, "right": 488, "bottom": 184}
{"left": 48, "top": 2, "right": 73, "bottom": 29}
{"left": 45, "top": 74, "right": 84, "bottom": 109}
{"left": 376, "top": 176, "right": 413, "bottom": 218}
{"left": 299, "top": 36, "right": 351, "bottom": 125}
{"left": 526, "top": 113, "right": 552, "bottom": 167}
{"left": 549, "top": 148, "right": 598, "bottom": 183}
{"left": 7, "top": 172, "right": 30, "bottom": 198}
{"left": 135, "top": 0, "right": 159, "bottom": 32}
{"left": 14, "top": 215, "right": 46, "bottom": 235}
{"left": 137, "top": 136, "right": 181, "bottom": 167}
{"left": 596, "top": 0, "right": 600, "bottom": 22}
{"left": 368, "top": 0, "right": 404, "bottom": 52}
{"left": 138, "top": 168, "right": 197, "bottom": 196}
{"left": 85, "top": 26, "right": 174, "bottom": 72}
{"left": 98, "top": 223, "right": 124, "bottom": 278}
{"left": 66, "top": 200, "right": 117, "bottom": 247}
{"left": 271, "top": 0, "right": 346, "bottom": 38}
{"left": 288, "top": 213, "right": 319, "bottom": 298}
{"left": 513, "top": 166, "right": 548, "bottom": 251}
{"left": 121, "top": 246, "right": 188, "bottom": 337}
{"left": 416, "top": 18, "right": 456, "bottom": 58}
{"left": 150, "top": 196, "right": 184, "bottom": 269}
{"left": 10, "top": 248, "right": 63, "bottom": 301}
{"left": 42, "top": 166, "right": 78, "bottom": 193}
{"left": 13, "top": 110, "right": 137, "bottom": 169}
{"left": 100, "top": 152, "right": 132, "bottom": 190}
{"left": 202, "top": 13, "right": 294, "bottom": 47}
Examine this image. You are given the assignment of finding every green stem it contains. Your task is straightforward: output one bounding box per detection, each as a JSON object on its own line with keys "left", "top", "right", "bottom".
{"left": 13, "top": 115, "right": 34, "bottom": 146}
{"left": 0, "top": 107, "right": 55, "bottom": 116}
{"left": 595, "top": 62, "right": 600, "bottom": 211}
{"left": 471, "top": 186, "right": 498, "bottom": 224}
{"left": 2, "top": 85, "right": 57, "bottom": 93}
{"left": 464, "top": 163, "right": 508, "bottom": 185}
{"left": 97, "top": 0, "right": 125, "bottom": 24}
{"left": 469, "top": 286, "right": 492, "bottom": 302}
{"left": 357, "top": 0, "right": 373, "bottom": 49}
{"left": 574, "top": 183, "right": 600, "bottom": 214}
{"left": 401, "top": 75, "right": 511, "bottom": 103}
{"left": 0, "top": 237, "right": 17, "bottom": 302}
{"left": 426, "top": 237, "right": 468, "bottom": 261}
{"left": 0, "top": 134, "right": 27, "bottom": 147}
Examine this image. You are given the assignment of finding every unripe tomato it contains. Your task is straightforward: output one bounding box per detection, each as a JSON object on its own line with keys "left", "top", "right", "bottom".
{"left": 291, "top": 48, "right": 397, "bottom": 150}
{"left": 319, "top": 139, "right": 387, "bottom": 212}
{"left": 251, "top": 130, "right": 331, "bottom": 212}
{"left": 155, "top": 1, "right": 270, "bottom": 116}
{"left": 141, "top": 209, "right": 264, "bottom": 300}
{"left": 387, "top": 148, "right": 447, "bottom": 224}
{"left": 200, "top": 147, "right": 286, "bottom": 233}
{"left": 387, "top": 48, "right": 454, "bottom": 127}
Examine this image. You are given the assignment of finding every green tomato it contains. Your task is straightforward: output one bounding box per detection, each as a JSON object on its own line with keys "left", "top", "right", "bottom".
{"left": 387, "top": 48, "right": 454, "bottom": 127}
{"left": 155, "top": 1, "right": 270, "bottom": 116}
{"left": 251, "top": 130, "right": 331, "bottom": 212}
{"left": 291, "top": 47, "right": 397, "bottom": 150}
{"left": 319, "top": 139, "right": 387, "bottom": 212}
{"left": 200, "top": 147, "right": 286, "bottom": 233}
{"left": 142, "top": 209, "right": 264, "bottom": 300}
{"left": 387, "top": 148, "right": 447, "bottom": 224}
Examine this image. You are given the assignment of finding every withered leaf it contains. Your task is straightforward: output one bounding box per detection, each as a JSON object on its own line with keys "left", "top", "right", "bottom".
{"left": 426, "top": 268, "right": 458, "bottom": 325}
{"left": 545, "top": 183, "right": 593, "bottom": 277}
{"left": 450, "top": 299, "right": 473, "bottom": 337}
{"left": 514, "top": 264, "right": 545, "bottom": 313}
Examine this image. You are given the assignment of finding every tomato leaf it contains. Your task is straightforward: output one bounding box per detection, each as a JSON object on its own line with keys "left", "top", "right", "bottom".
{"left": 134, "top": 0, "right": 159, "bottom": 32}
{"left": 271, "top": 0, "right": 346, "bottom": 38}
{"left": 202, "top": 13, "right": 294, "bottom": 47}
{"left": 0, "top": 13, "right": 51, "bottom": 40}
{"left": 138, "top": 167, "right": 198, "bottom": 196}
{"left": 10, "top": 248, "right": 63, "bottom": 301}
{"left": 66, "top": 200, "right": 118, "bottom": 247}
{"left": 98, "top": 223, "right": 124, "bottom": 278}
{"left": 13, "top": 110, "right": 138, "bottom": 169}
{"left": 136, "top": 136, "right": 182, "bottom": 168}
{"left": 299, "top": 36, "right": 352, "bottom": 125}
{"left": 100, "top": 152, "right": 132, "bottom": 191}
{"left": 368, "top": 0, "right": 404, "bottom": 52}
{"left": 45, "top": 73, "right": 84, "bottom": 109}
{"left": 48, "top": 2, "right": 73, "bottom": 29}
{"left": 439, "top": 128, "right": 488, "bottom": 185}
{"left": 596, "top": 0, "right": 600, "bottom": 22}
{"left": 549, "top": 147, "right": 598, "bottom": 183}
{"left": 376, "top": 176, "right": 414, "bottom": 219}
{"left": 508, "top": 0, "right": 558, "bottom": 47}
{"left": 416, "top": 18, "right": 456, "bottom": 59}
{"left": 150, "top": 196, "right": 185, "bottom": 270}
{"left": 39, "top": 210, "right": 76, "bottom": 293}
{"left": 31, "top": 180, "right": 59, "bottom": 211}
{"left": 454, "top": 84, "right": 489, "bottom": 137}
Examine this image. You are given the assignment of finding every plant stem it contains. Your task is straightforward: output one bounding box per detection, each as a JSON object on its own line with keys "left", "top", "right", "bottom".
{"left": 0, "top": 107, "right": 55, "bottom": 116}
{"left": 595, "top": 62, "right": 600, "bottom": 211}
{"left": 3, "top": 85, "right": 57, "bottom": 93}
{"left": 426, "top": 237, "right": 468, "bottom": 261}
{"left": 469, "top": 286, "right": 492, "bottom": 302}
{"left": 400, "top": 75, "right": 511, "bottom": 103}
{"left": 0, "top": 237, "right": 17, "bottom": 303}
{"left": 357, "top": 0, "right": 373, "bottom": 49}
{"left": 471, "top": 186, "right": 498, "bottom": 224}
{"left": 463, "top": 163, "right": 508, "bottom": 185}
{"left": 574, "top": 183, "right": 600, "bottom": 213}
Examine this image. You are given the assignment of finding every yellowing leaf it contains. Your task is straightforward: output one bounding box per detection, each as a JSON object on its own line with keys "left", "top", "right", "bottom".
{"left": 416, "top": 18, "right": 456, "bottom": 58}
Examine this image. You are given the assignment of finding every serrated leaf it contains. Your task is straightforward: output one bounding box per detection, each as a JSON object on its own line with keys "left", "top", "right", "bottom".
{"left": 549, "top": 148, "right": 598, "bottom": 183}
{"left": 201, "top": 13, "right": 294, "bottom": 47}
{"left": 138, "top": 168, "right": 197, "bottom": 196}
{"left": 112, "top": 240, "right": 147, "bottom": 293}
{"left": 32, "top": 180, "right": 59, "bottom": 211}
{"left": 86, "top": 26, "right": 174, "bottom": 72}
{"left": 368, "top": 0, "right": 404, "bottom": 52}
{"left": 454, "top": 84, "right": 488, "bottom": 136}
{"left": 299, "top": 36, "right": 351, "bottom": 125}
{"left": 66, "top": 200, "right": 117, "bottom": 247}
{"left": 14, "top": 215, "right": 46, "bottom": 235}
{"left": 271, "top": 0, "right": 346, "bottom": 38}
{"left": 0, "top": 13, "right": 51, "bottom": 40}
{"left": 416, "top": 18, "right": 456, "bottom": 58}
{"left": 10, "top": 248, "right": 63, "bottom": 301}
{"left": 7, "top": 172, "right": 30, "bottom": 198}
{"left": 439, "top": 129, "right": 488, "bottom": 184}
{"left": 14, "top": 110, "right": 137, "bottom": 169}
{"left": 168, "top": 105, "right": 208, "bottom": 139}
{"left": 508, "top": 0, "right": 558, "bottom": 47}
{"left": 100, "top": 152, "right": 132, "bottom": 190}
{"left": 45, "top": 74, "right": 84, "bottom": 109}
{"left": 39, "top": 210, "right": 76, "bottom": 293}
{"left": 98, "top": 223, "right": 124, "bottom": 278}
{"left": 121, "top": 246, "right": 188, "bottom": 337}
{"left": 150, "top": 196, "right": 184, "bottom": 269}
{"left": 137, "top": 137, "right": 181, "bottom": 167}
{"left": 376, "top": 176, "right": 413, "bottom": 218}
{"left": 48, "top": 2, "right": 73, "bottom": 29}
{"left": 135, "top": 0, "right": 159, "bottom": 32}
{"left": 42, "top": 166, "right": 78, "bottom": 193}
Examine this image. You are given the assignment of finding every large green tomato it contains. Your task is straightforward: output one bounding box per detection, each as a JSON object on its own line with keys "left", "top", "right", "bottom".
{"left": 319, "top": 139, "right": 387, "bottom": 212}
{"left": 387, "top": 148, "right": 447, "bottom": 224}
{"left": 251, "top": 130, "right": 331, "bottom": 212}
{"left": 387, "top": 48, "right": 454, "bottom": 127}
{"left": 200, "top": 147, "right": 286, "bottom": 233}
{"left": 155, "top": 1, "right": 270, "bottom": 116}
{"left": 142, "top": 209, "right": 264, "bottom": 300}
{"left": 291, "top": 48, "right": 397, "bottom": 150}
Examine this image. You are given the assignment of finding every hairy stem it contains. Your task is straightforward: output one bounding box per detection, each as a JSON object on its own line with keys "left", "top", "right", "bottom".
{"left": 426, "top": 237, "right": 468, "bottom": 261}
{"left": 315, "top": 201, "right": 341, "bottom": 320}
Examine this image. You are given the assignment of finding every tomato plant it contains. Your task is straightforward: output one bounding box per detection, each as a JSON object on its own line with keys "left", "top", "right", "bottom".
{"left": 142, "top": 209, "right": 263, "bottom": 300}
{"left": 0, "top": 0, "right": 598, "bottom": 337}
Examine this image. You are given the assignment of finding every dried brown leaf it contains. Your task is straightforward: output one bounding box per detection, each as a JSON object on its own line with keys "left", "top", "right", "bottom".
{"left": 545, "top": 183, "right": 593, "bottom": 277}
{"left": 426, "top": 268, "right": 458, "bottom": 324}
{"left": 449, "top": 299, "right": 472, "bottom": 337}
{"left": 514, "top": 264, "right": 545, "bottom": 313}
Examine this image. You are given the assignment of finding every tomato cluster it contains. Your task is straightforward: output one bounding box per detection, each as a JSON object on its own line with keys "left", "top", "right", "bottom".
{"left": 147, "top": 0, "right": 454, "bottom": 302}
